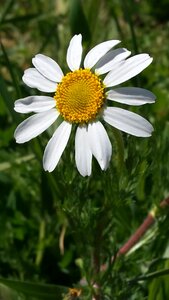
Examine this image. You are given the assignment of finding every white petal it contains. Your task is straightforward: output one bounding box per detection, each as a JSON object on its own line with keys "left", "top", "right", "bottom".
{"left": 43, "top": 121, "right": 72, "bottom": 172}
{"left": 107, "top": 87, "right": 156, "bottom": 106}
{"left": 88, "top": 121, "right": 112, "bottom": 170}
{"left": 95, "top": 48, "right": 131, "bottom": 75}
{"left": 103, "top": 54, "right": 153, "bottom": 87}
{"left": 103, "top": 107, "right": 153, "bottom": 137}
{"left": 66, "top": 34, "right": 83, "bottom": 71}
{"left": 32, "top": 54, "right": 64, "bottom": 82}
{"left": 84, "top": 40, "right": 120, "bottom": 69}
{"left": 75, "top": 125, "right": 92, "bottom": 177}
{"left": 14, "top": 96, "right": 56, "bottom": 113}
{"left": 14, "top": 108, "right": 59, "bottom": 143}
{"left": 22, "top": 68, "right": 57, "bottom": 92}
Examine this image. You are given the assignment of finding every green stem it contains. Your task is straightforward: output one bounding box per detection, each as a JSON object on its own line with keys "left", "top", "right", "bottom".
{"left": 129, "top": 268, "right": 169, "bottom": 283}
{"left": 111, "top": 127, "right": 125, "bottom": 173}
{"left": 35, "top": 219, "right": 46, "bottom": 266}
{"left": 0, "top": 41, "right": 21, "bottom": 98}
{"left": 108, "top": 2, "right": 125, "bottom": 41}
{"left": 120, "top": 0, "right": 139, "bottom": 54}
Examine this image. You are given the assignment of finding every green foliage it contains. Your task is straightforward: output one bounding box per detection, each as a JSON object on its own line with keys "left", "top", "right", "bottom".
{"left": 0, "top": 278, "right": 68, "bottom": 300}
{"left": 0, "top": 0, "right": 169, "bottom": 299}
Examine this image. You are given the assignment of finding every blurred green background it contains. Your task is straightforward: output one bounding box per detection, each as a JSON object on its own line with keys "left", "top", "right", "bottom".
{"left": 0, "top": 0, "right": 169, "bottom": 299}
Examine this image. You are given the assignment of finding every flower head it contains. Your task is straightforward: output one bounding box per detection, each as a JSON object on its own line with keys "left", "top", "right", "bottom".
{"left": 14, "top": 34, "right": 155, "bottom": 176}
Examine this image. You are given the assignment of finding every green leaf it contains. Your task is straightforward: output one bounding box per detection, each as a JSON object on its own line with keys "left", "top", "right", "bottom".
{"left": 0, "top": 278, "right": 69, "bottom": 300}
{"left": 0, "top": 75, "right": 17, "bottom": 121}
{"left": 138, "top": 268, "right": 169, "bottom": 281}
{"left": 0, "top": 42, "right": 21, "bottom": 98}
{"left": 1, "top": 13, "right": 39, "bottom": 25}
{"left": 68, "top": 0, "right": 91, "bottom": 42}
{"left": 0, "top": 0, "right": 14, "bottom": 24}
{"left": 148, "top": 277, "right": 169, "bottom": 300}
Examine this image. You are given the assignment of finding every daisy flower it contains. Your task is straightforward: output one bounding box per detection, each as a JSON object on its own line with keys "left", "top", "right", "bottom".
{"left": 14, "top": 34, "right": 155, "bottom": 176}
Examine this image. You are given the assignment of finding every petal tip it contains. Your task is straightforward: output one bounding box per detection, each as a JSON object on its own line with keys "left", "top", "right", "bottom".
{"left": 76, "top": 33, "right": 82, "bottom": 39}
{"left": 43, "top": 166, "right": 53, "bottom": 173}
{"left": 15, "top": 138, "right": 24, "bottom": 144}
{"left": 78, "top": 169, "right": 91, "bottom": 177}
{"left": 14, "top": 105, "right": 19, "bottom": 113}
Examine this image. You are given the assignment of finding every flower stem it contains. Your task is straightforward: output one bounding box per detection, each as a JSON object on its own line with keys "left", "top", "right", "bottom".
{"left": 92, "top": 222, "right": 102, "bottom": 300}
{"left": 111, "top": 127, "right": 125, "bottom": 173}
{"left": 117, "top": 197, "right": 169, "bottom": 256}
{"left": 35, "top": 219, "right": 46, "bottom": 266}
{"left": 101, "top": 196, "right": 169, "bottom": 271}
{"left": 120, "top": 0, "right": 139, "bottom": 54}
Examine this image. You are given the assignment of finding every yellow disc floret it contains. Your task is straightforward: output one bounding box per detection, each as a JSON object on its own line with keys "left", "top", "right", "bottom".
{"left": 54, "top": 69, "right": 105, "bottom": 123}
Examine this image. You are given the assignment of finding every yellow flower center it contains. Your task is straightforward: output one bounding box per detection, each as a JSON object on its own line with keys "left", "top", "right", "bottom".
{"left": 54, "top": 69, "right": 105, "bottom": 123}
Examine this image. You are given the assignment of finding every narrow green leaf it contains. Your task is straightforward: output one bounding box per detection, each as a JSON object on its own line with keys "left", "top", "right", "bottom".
{"left": 0, "top": 42, "right": 21, "bottom": 98}
{"left": 82, "top": 0, "right": 102, "bottom": 38}
{"left": 111, "top": 127, "right": 125, "bottom": 173}
{"left": 129, "top": 268, "right": 169, "bottom": 283}
{"left": 1, "top": 14, "right": 39, "bottom": 25}
{"left": 0, "top": 278, "right": 69, "bottom": 300}
{"left": 0, "top": 75, "right": 18, "bottom": 121}
{"left": 69, "top": 0, "right": 91, "bottom": 42}
{"left": 140, "top": 268, "right": 169, "bottom": 281}
{"left": 0, "top": 0, "right": 14, "bottom": 24}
